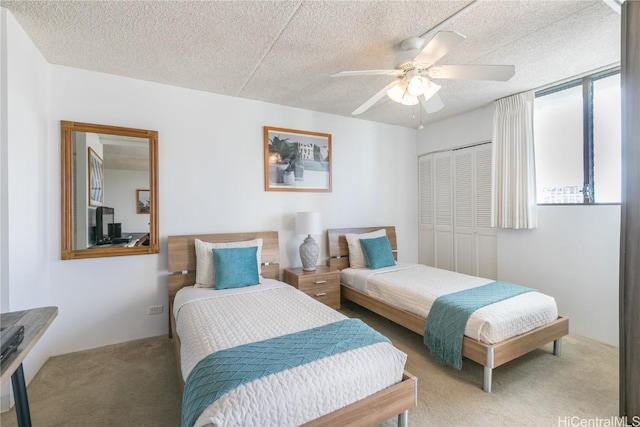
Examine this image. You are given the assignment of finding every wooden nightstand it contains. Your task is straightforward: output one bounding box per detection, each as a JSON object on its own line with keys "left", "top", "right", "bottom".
{"left": 283, "top": 266, "right": 340, "bottom": 309}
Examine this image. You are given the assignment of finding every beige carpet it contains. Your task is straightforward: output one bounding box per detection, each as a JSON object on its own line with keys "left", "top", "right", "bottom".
{"left": 1, "top": 301, "right": 618, "bottom": 427}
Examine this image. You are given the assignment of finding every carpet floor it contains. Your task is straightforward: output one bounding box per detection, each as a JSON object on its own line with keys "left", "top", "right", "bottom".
{"left": 1, "top": 300, "right": 618, "bottom": 426}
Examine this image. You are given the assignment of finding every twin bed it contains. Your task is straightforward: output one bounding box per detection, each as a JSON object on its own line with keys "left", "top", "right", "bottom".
{"left": 167, "top": 231, "right": 417, "bottom": 427}
{"left": 167, "top": 227, "right": 568, "bottom": 426}
{"left": 327, "top": 226, "right": 569, "bottom": 393}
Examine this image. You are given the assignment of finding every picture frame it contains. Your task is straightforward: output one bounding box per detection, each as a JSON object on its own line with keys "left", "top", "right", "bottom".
{"left": 88, "top": 147, "right": 103, "bottom": 207}
{"left": 136, "top": 189, "right": 150, "bottom": 214}
{"left": 264, "top": 126, "right": 332, "bottom": 192}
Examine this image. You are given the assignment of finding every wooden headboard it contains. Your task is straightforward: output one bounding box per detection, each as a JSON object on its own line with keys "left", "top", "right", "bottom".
{"left": 167, "top": 231, "right": 280, "bottom": 311}
{"left": 327, "top": 226, "right": 397, "bottom": 270}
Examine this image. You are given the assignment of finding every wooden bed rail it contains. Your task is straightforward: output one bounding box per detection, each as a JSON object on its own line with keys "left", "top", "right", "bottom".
{"left": 328, "top": 226, "right": 570, "bottom": 392}
{"left": 167, "top": 230, "right": 418, "bottom": 425}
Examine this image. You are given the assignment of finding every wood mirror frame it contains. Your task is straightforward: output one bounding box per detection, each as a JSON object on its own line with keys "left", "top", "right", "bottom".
{"left": 61, "top": 121, "right": 159, "bottom": 260}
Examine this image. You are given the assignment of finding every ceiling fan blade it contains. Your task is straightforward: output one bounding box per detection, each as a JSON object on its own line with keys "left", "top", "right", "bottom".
{"left": 351, "top": 81, "right": 399, "bottom": 115}
{"left": 332, "top": 70, "right": 404, "bottom": 77}
{"left": 420, "top": 93, "right": 444, "bottom": 114}
{"left": 413, "top": 31, "right": 466, "bottom": 66}
{"left": 427, "top": 64, "right": 516, "bottom": 81}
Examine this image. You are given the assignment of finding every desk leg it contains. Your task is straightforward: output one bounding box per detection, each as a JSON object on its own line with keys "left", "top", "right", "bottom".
{"left": 11, "top": 363, "right": 32, "bottom": 427}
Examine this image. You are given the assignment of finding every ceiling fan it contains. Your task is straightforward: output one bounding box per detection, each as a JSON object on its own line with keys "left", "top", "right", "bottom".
{"left": 332, "top": 31, "right": 515, "bottom": 116}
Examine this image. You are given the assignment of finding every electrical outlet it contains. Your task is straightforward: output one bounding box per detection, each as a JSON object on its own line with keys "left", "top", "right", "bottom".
{"left": 147, "top": 305, "right": 163, "bottom": 315}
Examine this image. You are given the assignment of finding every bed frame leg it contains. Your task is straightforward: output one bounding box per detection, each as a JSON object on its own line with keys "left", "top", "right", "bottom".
{"left": 483, "top": 347, "right": 494, "bottom": 393}
{"left": 553, "top": 338, "right": 562, "bottom": 356}
{"left": 397, "top": 410, "right": 409, "bottom": 427}
{"left": 483, "top": 366, "right": 493, "bottom": 393}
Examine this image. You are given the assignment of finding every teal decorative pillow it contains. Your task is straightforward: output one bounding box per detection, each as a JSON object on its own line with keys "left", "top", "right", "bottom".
{"left": 359, "top": 236, "right": 396, "bottom": 269}
{"left": 212, "top": 247, "right": 260, "bottom": 289}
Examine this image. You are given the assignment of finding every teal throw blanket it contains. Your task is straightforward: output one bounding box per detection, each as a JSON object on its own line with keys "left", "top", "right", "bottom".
{"left": 181, "top": 318, "right": 390, "bottom": 427}
{"left": 424, "top": 281, "right": 535, "bottom": 370}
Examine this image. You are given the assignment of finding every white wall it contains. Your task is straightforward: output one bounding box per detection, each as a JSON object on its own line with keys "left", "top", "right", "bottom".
{"left": 42, "top": 67, "right": 418, "bottom": 355}
{"left": 1, "top": 8, "right": 53, "bottom": 409}
{"left": 104, "top": 168, "right": 150, "bottom": 235}
{"left": 1, "top": 8, "right": 418, "bottom": 399}
{"left": 498, "top": 205, "right": 620, "bottom": 346}
{"left": 418, "top": 105, "right": 620, "bottom": 346}
{"left": 417, "top": 104, "right": 494, "bottom": 153}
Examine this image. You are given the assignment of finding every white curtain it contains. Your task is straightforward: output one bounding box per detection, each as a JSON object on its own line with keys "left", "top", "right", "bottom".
{"left": 491, "top": 91, "right": 537, "bottom": 229}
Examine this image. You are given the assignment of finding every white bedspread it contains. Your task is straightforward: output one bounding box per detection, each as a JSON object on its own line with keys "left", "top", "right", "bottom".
{"left": 174, "top": 280, "right": 407, "bottom": 427}
{"left": 341, "top": 263, "right": 558, "bottom": 344}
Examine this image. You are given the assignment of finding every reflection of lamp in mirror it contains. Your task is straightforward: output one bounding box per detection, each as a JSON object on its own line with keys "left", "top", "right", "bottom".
{"left": 296, "top": 212, "right": 322, "bottom": 271}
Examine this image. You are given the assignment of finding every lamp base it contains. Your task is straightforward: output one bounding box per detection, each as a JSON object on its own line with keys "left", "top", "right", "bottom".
{"left": 299, "top": 235, "right": 319, "bottom": 271}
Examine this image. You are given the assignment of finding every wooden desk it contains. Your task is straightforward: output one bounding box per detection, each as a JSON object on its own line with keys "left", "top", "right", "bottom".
{"left": 1, "top": 306, "right": 58, "bottom": 427}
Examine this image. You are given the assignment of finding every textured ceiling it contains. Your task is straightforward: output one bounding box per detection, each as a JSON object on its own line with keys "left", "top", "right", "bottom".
{"left": 100, "top": 135, "right": 149, "bottom": 171}
{"left": 2, "top": 0, "right": 621, "bottom": 128}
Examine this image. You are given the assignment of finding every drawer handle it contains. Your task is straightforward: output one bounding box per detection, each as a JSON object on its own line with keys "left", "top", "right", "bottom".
{"left": 314, "top": 280, "right": 327, "bottom": 285}
{"left": 315, "top": 292, "right": 327, "bottom": 297}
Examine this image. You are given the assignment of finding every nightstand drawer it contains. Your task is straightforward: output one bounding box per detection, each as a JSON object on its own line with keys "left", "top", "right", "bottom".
{"left": 282, "top": 267, "right": 341, "bottom": 309}
{"left": 295, "top": 273, "right": 339, "bottom": 292}
{"left": 300, "top": 286, "right": 340, "bottom": 308}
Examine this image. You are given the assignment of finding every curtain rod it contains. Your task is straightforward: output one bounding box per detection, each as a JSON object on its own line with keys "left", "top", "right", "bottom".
{"left": 418, "top": 140, "right": 491, "bottom": 158}
{"left": 531, "top": 62, "right": 620, "bottom": 93}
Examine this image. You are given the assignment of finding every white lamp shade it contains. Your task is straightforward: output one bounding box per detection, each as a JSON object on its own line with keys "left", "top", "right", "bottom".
{"left": 387, "top": 81, "right": 419, "bottom": 105}
{"left": 407, "top": 75, "right": 427, "bottom": 96}
{"left": 400, "top": 95, "right": 419, "bottom": 106}
{"left": 422, "top": 80, "right": 442, "bottom": 100}
{"left": 296, "top": 212, "right": 322, "bottom": 235}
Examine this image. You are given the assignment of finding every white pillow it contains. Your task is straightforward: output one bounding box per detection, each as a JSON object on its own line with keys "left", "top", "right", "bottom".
{"left": 194, "top": 238, "right": 263, "bottom": 288}
{"left": 345, "top": 229, "right": 387, "bottom": 269}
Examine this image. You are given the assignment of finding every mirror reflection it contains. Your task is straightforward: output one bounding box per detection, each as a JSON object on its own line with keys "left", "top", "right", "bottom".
{"left": 75, "top": 132, "right": 149, "bottom": 249}
{"left": 61, "top": 121, "right": 159, "bottom": 260}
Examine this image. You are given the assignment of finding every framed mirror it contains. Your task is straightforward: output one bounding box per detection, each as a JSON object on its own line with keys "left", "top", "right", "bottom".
{"left": 61, "top": 121, "right": 159, "bottom": 259}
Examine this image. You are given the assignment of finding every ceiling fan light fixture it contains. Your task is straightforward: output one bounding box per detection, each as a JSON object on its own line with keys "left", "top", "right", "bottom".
{"left": 386, "top": 82, "right": 406, "bottom": 103}
{"left": 333, "top": 30, "right": 516, "bottom": 116}
{"left": 401, "top": 95, "right": 419, "bottom": 106}
{"left": 406, "top": 75, "right": 428, "bottom": 96}
{"left": 422, "top": 80, "right": 442, "bottom": 100}
{"left": 387, "top": 81, "right": 419, "bottom": 105}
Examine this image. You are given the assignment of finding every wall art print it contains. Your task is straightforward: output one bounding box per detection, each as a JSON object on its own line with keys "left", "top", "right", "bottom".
{"left": 264, "top": 126, "right": 332, "bottom": 192}
{"left": 88, "top": 147, "right": 103, "bottom": 207}
{"left": 137, "top": 189, "right": 150, "bottom": 214}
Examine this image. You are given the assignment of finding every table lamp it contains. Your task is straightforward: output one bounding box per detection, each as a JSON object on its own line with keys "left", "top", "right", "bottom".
{"left": 296, "top": 212, "right": 322, "bottom": 271}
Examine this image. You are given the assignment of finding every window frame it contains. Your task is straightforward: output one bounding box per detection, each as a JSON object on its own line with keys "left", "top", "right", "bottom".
{"left": 535, "top": 67, "right": 621, "bottom": 205}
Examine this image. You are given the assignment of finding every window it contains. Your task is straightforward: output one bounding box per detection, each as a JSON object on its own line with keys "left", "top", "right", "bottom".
{"left": 534, "top": 69, "right": 621, "bottom": 204}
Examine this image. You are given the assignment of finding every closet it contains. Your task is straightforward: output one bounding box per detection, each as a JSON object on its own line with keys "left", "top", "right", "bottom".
{"left": 418, "top": 143, "right": 497, "bottom": 279}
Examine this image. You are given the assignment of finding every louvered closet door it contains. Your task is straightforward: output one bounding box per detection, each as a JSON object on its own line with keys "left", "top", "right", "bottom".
{"left": 453, "top": 148, "right": 475, "bottom": 275}
{"left": 474, "top": 144, "right": 497, "bottom": 279}
{"left": 452, "top": 143, "right": 497, "bottom": 278}
{"left": 433, "top": 151, "right": 453, "bottom": 270}
{"left": 418, "top": 155, "right": 435, "bottom": 266}
{"left": 419, "top": 145, "right": 495, "bottom": 276}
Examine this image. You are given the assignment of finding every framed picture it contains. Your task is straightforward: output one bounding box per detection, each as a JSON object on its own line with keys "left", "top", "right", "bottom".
{"left": 264, "top": 126, "right": 332, "bottom": 192}
{"left": 88, "top": 147, "right": 103, "bottom": 207}
{"left": 136, "top": 189, "right": 150, "bottom": 214}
